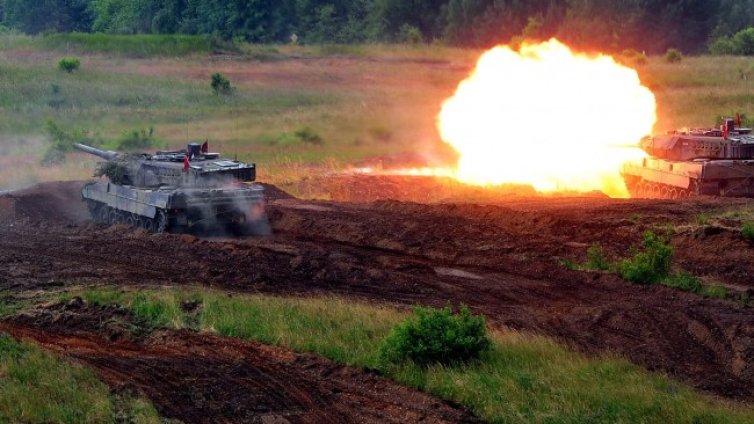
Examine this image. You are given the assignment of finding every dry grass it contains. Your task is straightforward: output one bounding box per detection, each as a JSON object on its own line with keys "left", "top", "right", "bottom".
{"left": 0, "top": 36, "right": 752, "bottom": 190}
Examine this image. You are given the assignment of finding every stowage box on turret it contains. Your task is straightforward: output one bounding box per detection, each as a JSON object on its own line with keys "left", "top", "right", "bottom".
{"left": 75, "top": 142, "right": 266, "bottom": 234}
{"left": 621, "top": 118, "right": 754, "bottom": 198}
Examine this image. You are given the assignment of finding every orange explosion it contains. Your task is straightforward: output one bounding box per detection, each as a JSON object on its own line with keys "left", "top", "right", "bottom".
{"left": 437, "top": 39, "right": 656, "bottom": 197}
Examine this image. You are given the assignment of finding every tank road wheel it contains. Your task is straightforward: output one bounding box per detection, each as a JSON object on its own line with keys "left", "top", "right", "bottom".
{"left": 108, "top": 209, "right": 118, "bottom": 225}
{"left": 635, "top": 181, "right": 646, "bottom": 198}
{"left": 154, "top": 210, "right": 168, "bottom": 233}
{"left": 114, "top": 212, "right": 126, "bottom": 225}
{"left": 678, "top": 189, "right": 689, "bottom": 198}
{"left": 670, "top": 188, "right": 679, "bottom": 199}
{"left": 660, "top": 186, "right": 670, "bottom": 199}
{"left": 97, "top": 207, "right": 110, "bottom": 224}
{"left": 86, "top": 200, "right": 102, "bottom": 222}
{"left": 125, "top": 214, "right": 136, "bottom": 228}
{"left": 142, "top": 218, "right": 155, "bottom": 233}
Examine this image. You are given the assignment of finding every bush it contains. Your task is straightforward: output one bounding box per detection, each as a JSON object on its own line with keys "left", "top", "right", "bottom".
{"left": 210, "top": 72, "right": 232, "bottom": 95}
{"left": 664, "top": 48, "right": 683, "bottom": 63}
{"left": 616, "top": 231, "right": 672, "bottom": 285}
{"left": 700, "top": 285, "right": 729, "bottom": 300}
{"left": 619, "top": 49, "right": 647, "bottom": 66}
{"left": 733, "top": 28, "right": 754, "bottom": 55}
{"left": 379, "top": 305, "right": 490, "bottom": 366}
{"left": 743, "top": 222, "right": 754, "bottom": 242}
{"left": 585, "top": 244, "right": 610, "bottom": 271}
{"left": 709, "top": 37, "right": 736, "bottom": 55}
{"left": 41, "top": 120, "right": 101, "bottom": 165}
{"left": 663, "top": 273, "right": 702, "bottom": 293}
{"left": 57, "top": 56, "right": 80, "bottom": 73}
{"left": 399, "top": 24, "right": 423, "bottom": 44}
{"left": 294, "top": 127, "right": 323, "bottom": 145}
{"left": 116, "top": 127, "right": 158, "bottom": 150}
{"left": 710, "top": 28, "right": 754, "bottom": 55}
{"left": 369, "top": 125, "right": 393, "bottom": 142}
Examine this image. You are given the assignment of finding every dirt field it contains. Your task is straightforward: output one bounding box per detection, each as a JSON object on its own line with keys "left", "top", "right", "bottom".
{"left": 0, "top": 301, "right": 477, "bottom": 423}
{"left": 2, "top": 178, "right": 754, "bottom": 420}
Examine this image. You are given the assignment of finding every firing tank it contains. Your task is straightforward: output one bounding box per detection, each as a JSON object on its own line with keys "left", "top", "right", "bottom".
{"left": 621, "top": 118, "right": 754, "bottom": 198}
{"left": 74, "top": 142, "right": 266, "bottom": 234}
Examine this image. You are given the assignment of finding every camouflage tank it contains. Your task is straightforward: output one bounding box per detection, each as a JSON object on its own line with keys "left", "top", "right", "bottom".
{"left": 74, "top": 142, "right": 266, "bottom": 234}
{"left": 621, "top": 118, "right": 754, "bottom": 198}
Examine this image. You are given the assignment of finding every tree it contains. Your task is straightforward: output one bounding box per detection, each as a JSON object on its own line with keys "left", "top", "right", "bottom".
{"left": 2, "top": 0, "right": 92, "bottom": 33}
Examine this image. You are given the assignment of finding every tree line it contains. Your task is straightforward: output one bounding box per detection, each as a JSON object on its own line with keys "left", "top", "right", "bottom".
{"left": 1, "top": 0, "right": 753, "bottom": 53}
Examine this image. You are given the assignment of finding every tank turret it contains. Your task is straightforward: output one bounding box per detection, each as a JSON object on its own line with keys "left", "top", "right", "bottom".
{"left": 74, "top": 142, "right": 256, "bottom": 188}
{"left": 622, "top": 117, "right": 754, "bottom": 198}
{"left": 75, "top": 141, "right": 266, "bottom": 234}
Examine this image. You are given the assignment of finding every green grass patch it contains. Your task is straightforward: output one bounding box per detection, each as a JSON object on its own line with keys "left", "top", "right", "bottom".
{"left": 40, "top": 33, "right": 212, "bottom": 57}
{"left": 575, "top": 233, "right": 730, "bottom": 299}
{"left": 743, "top": 221, "right": 754, "bottom": 242}
{"left": 0, "top": 334, "right": 160, "bottom": 423}
{"left": 69, "top": 287, "right": 754, "bottom": 423}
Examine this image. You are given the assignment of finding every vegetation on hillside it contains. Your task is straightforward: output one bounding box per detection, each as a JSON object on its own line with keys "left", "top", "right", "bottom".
{"left": 57, "top": 287, "right": 754, "bottom": 423}
{"left": 1, "top": 0, "right": 754, "bottom": 54}
{"left": 0, "top": 334, "right": 160, "bottom": 423}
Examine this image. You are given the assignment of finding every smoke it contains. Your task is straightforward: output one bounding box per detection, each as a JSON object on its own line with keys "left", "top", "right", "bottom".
{"left": 181, "top": 182, "right": 271, "bottom": 237}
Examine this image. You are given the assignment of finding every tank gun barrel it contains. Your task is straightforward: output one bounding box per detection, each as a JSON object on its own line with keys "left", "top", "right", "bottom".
{"left": 74, "top": 143, "right": 118, "bottom": 160}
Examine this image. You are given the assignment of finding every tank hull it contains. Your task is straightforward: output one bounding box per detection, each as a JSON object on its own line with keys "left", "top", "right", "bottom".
{"left": 81, "top": 181, "right": 266, "bottom": 233}
{"left": 622, "top": 157, "right": 754, "bottom": 198}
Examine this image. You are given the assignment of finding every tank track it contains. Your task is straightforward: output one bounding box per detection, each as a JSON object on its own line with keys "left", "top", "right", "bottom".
{"left": 626, "top": 179, "right": 699, "bottom": 200}
{"left": 86, "top": 200, "right": 167, "bottom": 233}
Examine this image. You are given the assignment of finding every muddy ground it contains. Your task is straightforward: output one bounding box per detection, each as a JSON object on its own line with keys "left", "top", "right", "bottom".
{"left": 1, "top": 178, "right": 754, "bottom": 420}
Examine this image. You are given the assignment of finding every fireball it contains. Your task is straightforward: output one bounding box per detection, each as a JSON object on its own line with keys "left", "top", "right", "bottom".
{"left": 437, "top": 39, "right": 656, "bottom": 197}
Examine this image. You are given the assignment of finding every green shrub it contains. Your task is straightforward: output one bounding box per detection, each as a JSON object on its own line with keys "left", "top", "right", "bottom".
{"left": 743, "top": 222, "right": 754, "bottom": 242}
{"left": 710, "top": 28, "right": 754, "bottom": 55}
{"left": 585, "top": 244, "right": 610, "bottom": 271}
{"left": 732, "top": 28, "right": 754, "bottom": 55}
{"left": 620, "top": 49, "right": 647, "bottom": 65}
{"left": 116, "top": 127, "right": 158, "bottom": 150}
{"left": 41, "top": 120, "right": 101, "bottom": 165}
{"left": 399, "top": 24, "right": 423, "bottom": 44}
{"left": 709, "top": 36, "right": 736, "bottom": 55}
{"left": 369, "top": 125, "right": 393, "bottom": 142}
{"left": 616, "top": 231, "right": 672, "bottom": 285}
{"left": 700, "top": 285, "right": 729, "bottom": 300}
{"left": 664, "top": 48, "right": 683, "bottom": 63}
{"left": 663, "top": 274, "right": 702, "bottom": 293}
{"left": 379, "top": 305, "right": 490, "bottom": 366}
{"left": 294, "top": 126, "right": 323, "bottom": 145}
{"left": 210, "top": 72, "right": 232, "bottom": 95}
{"left": 57, "top": 56, "right": 80, "bottom": 73}
{"left": 695, "top": 213, "right": 710, "bottom": 226}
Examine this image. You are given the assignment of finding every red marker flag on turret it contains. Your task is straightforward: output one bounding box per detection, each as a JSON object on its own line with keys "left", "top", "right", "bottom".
{"left": 737, "top": 113, "right": 742, "bottom": 127}
{"left": 201, "top": 140, "right": 209, "bottom": 153}
{"left": 183, "top": 154, "right": 190, "bottom": 171}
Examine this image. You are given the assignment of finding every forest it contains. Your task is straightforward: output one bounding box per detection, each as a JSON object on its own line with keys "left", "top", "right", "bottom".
{"left": 0, "top": 0, "right": 753, "bottom": 53}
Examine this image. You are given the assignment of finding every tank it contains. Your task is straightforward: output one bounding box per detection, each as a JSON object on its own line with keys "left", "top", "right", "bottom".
{"left": 621, "top": 118, "right": 754, "bottom": 198}
{"left": 74, "top": 142, "right": 266, "bottom": 234}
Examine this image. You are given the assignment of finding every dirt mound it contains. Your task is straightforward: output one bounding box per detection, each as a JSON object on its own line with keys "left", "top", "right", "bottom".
{"left": 259, "top": 182, "right": 295, "bottom": 201}
{"left": 4, "top": 180, "right": 89, "bottom": 224}
{"left": 1, "top": 304, "right": 479, "bottom": 424}
{"left": 3, "top": 181, "right": 754, "bottom": 400}
{"left": 293, "top": 175, "right": 538, "bottom": 202}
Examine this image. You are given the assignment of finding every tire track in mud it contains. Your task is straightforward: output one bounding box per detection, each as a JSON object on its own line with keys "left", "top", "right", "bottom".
{"left": 2, "top": 183, "right": 754, "bottom": 400}
{"left": 0, "top": 303, "right": 478, "bottom": 424}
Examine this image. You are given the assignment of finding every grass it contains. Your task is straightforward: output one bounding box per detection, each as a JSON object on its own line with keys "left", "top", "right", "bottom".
{"left": 65, "top": 286, "right": 754, "bottom": 423}
{"left": 40, "top": 33, "right": 213, "bottom": 57}
{"left": 0, "top": 334, "right": 161, "bottom": 423}
{"left": 573, "top": 233, "right": 733, "bottom": 300}
{"left": 0, "top": 35, "right": 750, "bottom": 192}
